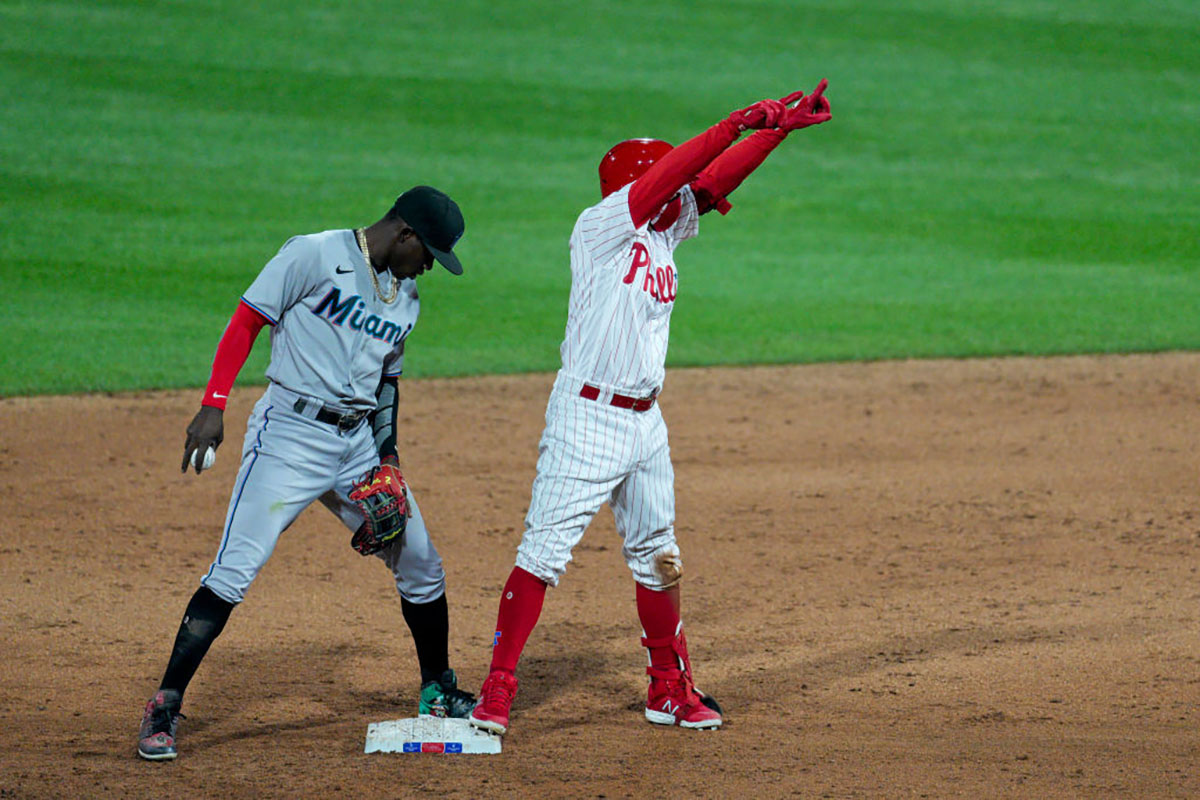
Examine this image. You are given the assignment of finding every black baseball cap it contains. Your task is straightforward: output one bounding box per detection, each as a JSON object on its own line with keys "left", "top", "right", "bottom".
{"left": 392, "top": 185, "right": 465, "bottom": 275}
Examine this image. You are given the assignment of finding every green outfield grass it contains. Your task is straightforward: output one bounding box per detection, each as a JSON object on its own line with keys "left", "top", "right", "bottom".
{"left": 1, "top": 0, "right": 1196, "bottom": 396}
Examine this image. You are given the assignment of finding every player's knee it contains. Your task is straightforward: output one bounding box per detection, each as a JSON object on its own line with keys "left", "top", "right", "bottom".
{"left": 626, "top": 543, "right": 682, "bottom": 589}
{"left": 396, "top": 574, "right": 445, "bottom": 605}
{"left": 199, "top": 572, "right": 247, "bottom": 605}
{"left": 513, "top": 552, "right": 563, "bottom": 587}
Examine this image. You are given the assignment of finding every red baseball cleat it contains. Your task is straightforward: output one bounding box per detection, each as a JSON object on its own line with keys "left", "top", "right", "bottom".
{"left": 644, "top": 665, "right": 723, "bottom": 729}
{"left": 469, "top": 671, "right": 519, "bottom": 735}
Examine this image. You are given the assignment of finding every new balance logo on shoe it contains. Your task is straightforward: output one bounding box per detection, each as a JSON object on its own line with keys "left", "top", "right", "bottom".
{"left": 644, "top": 665, "right": 723, "bottom": 730}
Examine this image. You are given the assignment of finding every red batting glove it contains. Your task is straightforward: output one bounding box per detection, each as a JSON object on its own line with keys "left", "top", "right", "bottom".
{"left": 726, "top": 98, "right": 788, "bottom": 132}
{"left": 779, "top": 79, "right": 832, "bottom": 132}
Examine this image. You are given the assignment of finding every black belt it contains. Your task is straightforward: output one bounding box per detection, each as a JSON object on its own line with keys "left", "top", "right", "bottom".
{"left": 294, "top": 398, "right": 369, "bottom": 431}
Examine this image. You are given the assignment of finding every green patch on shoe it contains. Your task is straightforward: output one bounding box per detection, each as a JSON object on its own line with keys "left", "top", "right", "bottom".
{"left": 419, "top": 669, "right": 478, "bottom": 718}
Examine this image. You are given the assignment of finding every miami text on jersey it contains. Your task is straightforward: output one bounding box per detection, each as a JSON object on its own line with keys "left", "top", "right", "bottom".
{"left": 620, "top": 242, "right": 677, "bottom": 304}
{"left": 312, "top": 287, "right": 410, "bottom": 344}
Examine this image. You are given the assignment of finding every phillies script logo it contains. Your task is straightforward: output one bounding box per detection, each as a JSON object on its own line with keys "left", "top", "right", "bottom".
{"left": 621, "top": 243, "right": 676, "bottom": 304}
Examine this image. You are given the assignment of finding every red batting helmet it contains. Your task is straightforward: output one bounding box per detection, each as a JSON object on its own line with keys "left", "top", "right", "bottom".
{"left": 598, "top": 138, "right": 673, "bottom": 198}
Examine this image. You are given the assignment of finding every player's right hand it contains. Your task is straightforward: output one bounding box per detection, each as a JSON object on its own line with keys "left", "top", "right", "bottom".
{"left": 779, "top": 79, "right": 832, "bottom": 131}
{"left": 182, "top": 405, "right": 224, "bottom": 474}
{"left": 727, "top": 98, "right": 788, "bottom": 131}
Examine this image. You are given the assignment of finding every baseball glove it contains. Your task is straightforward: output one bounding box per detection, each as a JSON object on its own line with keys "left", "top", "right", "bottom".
{"left": 349, "top": 457, "right": 410, "bottom": 556}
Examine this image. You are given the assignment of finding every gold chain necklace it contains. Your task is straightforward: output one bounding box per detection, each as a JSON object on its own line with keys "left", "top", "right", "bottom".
{"left": 356, "top": 228, "right": 399, "bottom": 304}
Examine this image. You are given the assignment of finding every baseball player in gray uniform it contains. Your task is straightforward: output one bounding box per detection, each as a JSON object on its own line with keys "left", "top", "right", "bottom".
{"left": 137, "top": 186, "right": 476, "bottom": 761}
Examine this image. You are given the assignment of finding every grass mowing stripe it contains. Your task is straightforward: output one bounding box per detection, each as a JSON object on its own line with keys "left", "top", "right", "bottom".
{"left": 0, "top": 0, "right": 1196, "bottom": 396}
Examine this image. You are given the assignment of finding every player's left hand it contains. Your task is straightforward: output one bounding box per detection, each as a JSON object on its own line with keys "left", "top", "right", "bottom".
{"left": 348, "top": 457, "right": 411, "bottom": 556}
{"left": 182, "top": 405, "right": 224, "bottom": 474}
{"left": 779, "top": 79, "right": 832, "bottom": 131}
{"left": 727, "top": 98, "right": 788, "bottom": 131}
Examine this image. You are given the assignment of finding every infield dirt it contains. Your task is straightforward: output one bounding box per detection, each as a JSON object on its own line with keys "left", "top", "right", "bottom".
{"left": 1, "top": 354, "right": 1197, "bottom": 798}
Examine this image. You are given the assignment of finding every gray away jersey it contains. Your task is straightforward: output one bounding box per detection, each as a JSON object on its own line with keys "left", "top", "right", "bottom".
{"left": 241, "top": 229, "right": 418, "bottom": 410}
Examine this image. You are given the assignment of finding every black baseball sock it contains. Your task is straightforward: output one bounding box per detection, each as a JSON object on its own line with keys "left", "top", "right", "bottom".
{"left": 159, "top": 585, "right": 235, "bottom": 699}
{"left": 400, "top": 593, "right": 450, "bottom": 685}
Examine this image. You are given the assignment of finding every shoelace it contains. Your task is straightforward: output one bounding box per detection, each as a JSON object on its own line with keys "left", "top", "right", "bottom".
{"left": 145, "top": 707, "right": 185, "bottom": 736}
{"left": 482, "top": 678, "right": 516, "bottom": 708}
{"left": 654, "top": 674, "right": 701, "bottom": 707}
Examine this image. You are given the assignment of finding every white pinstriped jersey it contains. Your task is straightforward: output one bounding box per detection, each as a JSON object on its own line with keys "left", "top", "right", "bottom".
{"left": 560, "top": 184, "right": 699, "bottom": 396}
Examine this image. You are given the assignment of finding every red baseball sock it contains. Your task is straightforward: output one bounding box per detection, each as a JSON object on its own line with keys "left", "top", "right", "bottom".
{"left": 488, "top": 567, "right": 548, "bottom": 675}
{"left": 636, "top": 582, "right": 682, "bottom": 669}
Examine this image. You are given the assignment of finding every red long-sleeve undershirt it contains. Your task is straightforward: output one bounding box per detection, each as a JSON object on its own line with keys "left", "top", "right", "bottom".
{"left": 201, "top": 301, "right": 270, "bottom": 409}
{"left": 691, "top": 128, "right": 788, "bottom": 215}
{"left": 627, "top": 118, "right": 743, "bottom": 229}
{"left": 627, "top": 120, "right": 791, "bottom": 226}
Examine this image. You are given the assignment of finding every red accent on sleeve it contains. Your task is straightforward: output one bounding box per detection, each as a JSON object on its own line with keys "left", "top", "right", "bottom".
{"left": 201, "top": 301, "right": 270, "bottom": 409}
{"left": 627, "top": 118, "right": 742, "bottom": 229}
{"left": 690, "top": 128, "right": 787, "bottom": 216}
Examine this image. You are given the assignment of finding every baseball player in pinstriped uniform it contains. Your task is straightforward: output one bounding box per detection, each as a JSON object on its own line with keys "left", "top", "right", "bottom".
{"left": 137, "top": 186, "right": 477, "bottom": 761}
{"left": 470, "top": 82, "right": 832, "bottom": 735}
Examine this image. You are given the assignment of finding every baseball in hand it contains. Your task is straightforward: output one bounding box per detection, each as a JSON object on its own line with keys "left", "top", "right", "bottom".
{"left": 192, "top": 446, "right": 216, "bottom": 471}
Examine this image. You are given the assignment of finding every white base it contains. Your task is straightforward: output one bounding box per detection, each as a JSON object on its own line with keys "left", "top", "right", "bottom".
{"left": 364, "top": 716, "right": 502, "bottom": 754}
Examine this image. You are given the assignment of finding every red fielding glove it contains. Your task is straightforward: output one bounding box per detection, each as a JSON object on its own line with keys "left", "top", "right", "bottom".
{"left": 726, "top": 97, "right": 788, "bottom": 132}
{"left": 348, "top": 458, "right": 410, "bottom": 556}
{"left": 779, "top": 79, "right": 832, "bottom": 132}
